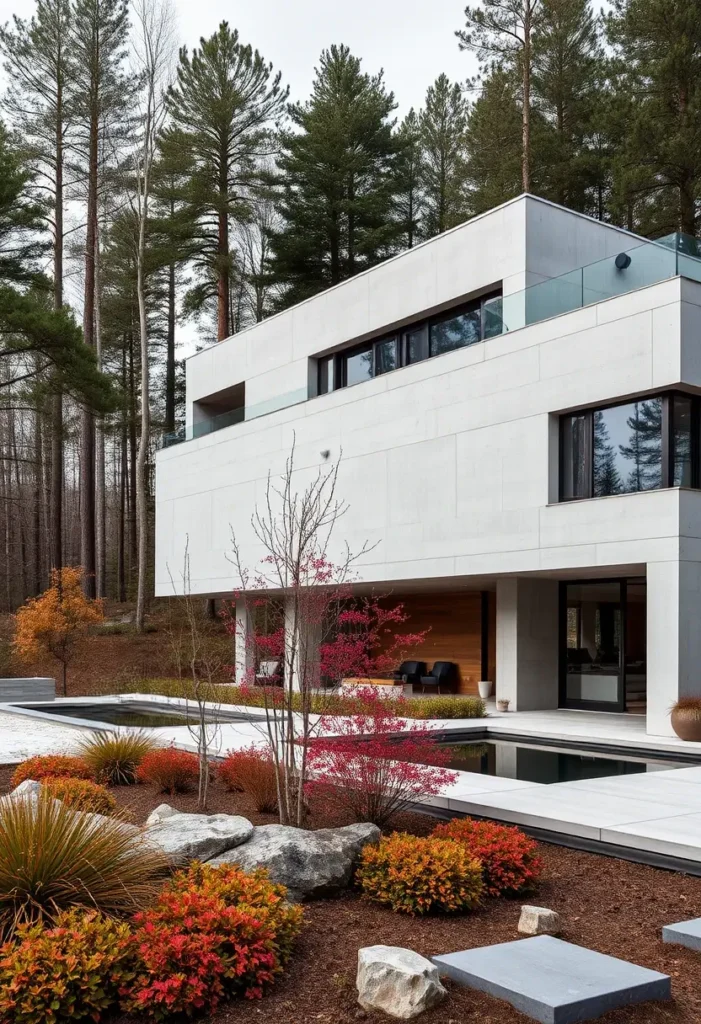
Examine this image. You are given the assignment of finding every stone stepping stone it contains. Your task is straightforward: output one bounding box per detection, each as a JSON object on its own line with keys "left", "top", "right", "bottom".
{"left": 432, "top": 935, "right": 670, "bottom": 1024}
{"left": 662, "top": 917, "right": 701, "bottom": 951}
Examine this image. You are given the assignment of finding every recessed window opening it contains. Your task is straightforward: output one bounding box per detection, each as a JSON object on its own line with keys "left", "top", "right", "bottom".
{"left": 316, "top": 289, "right": 501, "bottom": 395}
{"left": 559, "top": 392, "right": 700, "bottom": 501}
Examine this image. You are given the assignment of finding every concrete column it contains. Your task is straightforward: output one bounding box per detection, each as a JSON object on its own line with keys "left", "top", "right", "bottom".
{"left": 647, "top": 560, "right": 701, "bottom": 736}
{"left": 496, "top": 578, "right": 560, "bottom": 711}
{"left": 284, "top": 596, "right": 321, "bottom": 692}
{"left": 234, "top": 600, "right": 254, "bottom": 685}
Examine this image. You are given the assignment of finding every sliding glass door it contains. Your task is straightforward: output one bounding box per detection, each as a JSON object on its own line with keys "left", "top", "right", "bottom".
{"left": 561, "top": 580, "right": 625, "bottom": 711}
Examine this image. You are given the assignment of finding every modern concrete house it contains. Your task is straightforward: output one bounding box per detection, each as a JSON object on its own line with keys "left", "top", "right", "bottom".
{"left": 155, "top": 194, "right": 701, "bottom": 738}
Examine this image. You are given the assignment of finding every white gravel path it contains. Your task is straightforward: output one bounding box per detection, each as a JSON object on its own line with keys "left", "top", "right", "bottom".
{"left": 0, "top": 710, "right": 88, "bottom": 763}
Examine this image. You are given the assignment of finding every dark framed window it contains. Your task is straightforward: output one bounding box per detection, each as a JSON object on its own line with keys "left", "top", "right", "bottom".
{"left": 343, "top": 346, "right": 373, "bottom": 387}
{"left": 318, "top": 355, "right": 335, "bottom": 395}
{"left": 559, "top": 392, "right": 700, "bottom": 501}
{"left": 314, "top": 288, "right": 503, "bottom": 396}
{"left": 430, "top": 306, "right": 481, "bottom": 356}
{"left": 375, "top": 336, "right": 399, "bottom": 375}
{"left": 404, "top": 324, "right": 428, "bottom": 364}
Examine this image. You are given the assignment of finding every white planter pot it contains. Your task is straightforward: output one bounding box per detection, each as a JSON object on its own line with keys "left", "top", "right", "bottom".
{"left": 477, "top": 680, "right": 492, "bottom": 700}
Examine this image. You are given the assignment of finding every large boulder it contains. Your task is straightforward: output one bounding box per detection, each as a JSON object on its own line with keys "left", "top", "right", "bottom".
{"left": 357, "top": 946, "right": 447, "bottom": 1019}
{"left": 207, "top": 822, "right": 380, "bottom": 900}
{"left": 145, "top": 804, "right": 254, "bottom": 862}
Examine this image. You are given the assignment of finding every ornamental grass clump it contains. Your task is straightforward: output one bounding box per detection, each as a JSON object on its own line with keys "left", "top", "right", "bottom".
{"left": 433, "top": 818, "right": 542, "bottom": 897}
{"left": 78, "top": 730, "right": 159, "bottom": 785}
{"left": 358, "top": 833, "right": 483, "bottom": 915}
{"left": 136, "top": 746, "right": 200, "bottom": 794}
{"left": 217, "top": 746, "right": 279, "bottom": 813}
{"left": 42, "top": 777, "right": 117, "bottom": 816}
{"left": 0, "top": 908, "right": 134, "bottom": 1024}
{"left": 10, "top": 754, "right": 94, "bottom": 788}
{"left": 0, "top": 792, "right": 169, "bottom": 936}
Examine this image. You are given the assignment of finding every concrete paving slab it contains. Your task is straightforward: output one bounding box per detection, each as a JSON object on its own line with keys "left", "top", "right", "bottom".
{"left": 555, "top": 775, "right": 701, "bottom": 808}
{"left": 602, "top": 813, "right": 701, "bottom": 863}
{"left": 662, "top": 918, "right": 701, "bottom": 951}
{"left": 447, "top": 785, "right": 689, "bottom": 841}
{"left": 432, "top": 936, "right": 671, "bottom": 1024}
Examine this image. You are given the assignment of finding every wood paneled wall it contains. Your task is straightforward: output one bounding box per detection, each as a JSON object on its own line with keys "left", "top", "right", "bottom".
{"left": 381, "top": 591, "right": 493, "bottom": 696}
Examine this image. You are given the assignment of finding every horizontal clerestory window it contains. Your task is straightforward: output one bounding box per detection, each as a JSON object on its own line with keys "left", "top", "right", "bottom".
{"left": 559, "top": 393, "right": 699, "bottom": 501}
{"left": 316, "top": 289, "right": 502, "bottom": 395}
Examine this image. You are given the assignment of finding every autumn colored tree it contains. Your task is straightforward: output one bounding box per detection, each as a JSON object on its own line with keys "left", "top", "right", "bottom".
{"left": 228, "top": 441, "right": 427, "bottom": 827}
{"left": 13, "top": 566, "right": 103, "bottom": 694}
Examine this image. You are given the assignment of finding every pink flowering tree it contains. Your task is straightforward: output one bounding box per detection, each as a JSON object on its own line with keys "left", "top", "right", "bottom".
{"left": 226, "top": 439, "right": 428, "bottom": 827}
{"left": 307, "top": 686, "right": 458, "bottom": 827}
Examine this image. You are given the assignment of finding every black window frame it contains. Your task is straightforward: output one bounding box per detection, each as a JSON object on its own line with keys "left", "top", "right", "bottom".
{"left": 558, "top": 391, "right": 700, "bottom": 501}
{"left": 315, "top": 288, "right": 503, "bottom": 395}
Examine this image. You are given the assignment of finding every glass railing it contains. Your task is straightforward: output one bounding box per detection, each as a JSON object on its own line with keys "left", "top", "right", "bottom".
{"left": 483, "top": 231, "right": 701, "bottom": 335}
{"left": 162, "top": 386, "right": 308, "bottom": 448}
{"left": 164, "top": 231, "right": 701, "bottom": 448}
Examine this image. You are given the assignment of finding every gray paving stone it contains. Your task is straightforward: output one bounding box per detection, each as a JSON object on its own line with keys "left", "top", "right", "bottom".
{"left": 662, "top": 918, "right": 701, "bottom": 952}
{"left": 432, "top": 936, "right": 670, "bottom": 1024}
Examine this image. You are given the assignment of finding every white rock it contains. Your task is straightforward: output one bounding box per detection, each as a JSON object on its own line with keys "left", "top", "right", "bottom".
{"left": 357, "top": 946, "right": 446, "bottom": 1019}
{"left": 145, "top": 805, "right": 254, "bottom": 862}
{"left": 208, "top": 821, "right": 380, "bottom": 901}
{"left": 10, "top": 779, "right": 43, "bottom": 798}
{"left": 518, "top": 905, "right": 561, "bottom": 936}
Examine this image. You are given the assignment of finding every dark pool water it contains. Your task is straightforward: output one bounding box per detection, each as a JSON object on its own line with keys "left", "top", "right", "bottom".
{"left": 19, "top": 702, "right": 222, "bottom": 728}
{"left": 439, "top": 740, "right": 687, "bottom": 785}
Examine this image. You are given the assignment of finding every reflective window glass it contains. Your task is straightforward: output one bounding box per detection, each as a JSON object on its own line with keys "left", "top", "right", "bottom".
{"left": 318, "top": 356, "right": 334, "bottom": 395}
{"left": 561, "top": 414, "right": 588, "bottom": 500}
{"left": 375, "top": 337, "right": 398, "bottom": 376}
{"left": 429, "top": 308, "right": 481, "bottom": 356}
{"left": 405, "top": 327, "right": 427, "bottom": 364}
{"left": 344, "top": 347, "right": 373, "bottom": 386}
{"left": 593, "top": 399, "right": 662, "bottom": 496}
{"left": 673, "top": 395, "right": 693, "bottom": 486}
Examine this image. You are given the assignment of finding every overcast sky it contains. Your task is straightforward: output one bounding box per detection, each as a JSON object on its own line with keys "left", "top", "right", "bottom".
{"left": 0, "top": 0, "right": 479, "bottom": 114}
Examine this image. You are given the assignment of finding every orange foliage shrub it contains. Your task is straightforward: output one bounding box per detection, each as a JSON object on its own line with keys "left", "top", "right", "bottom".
{"left": 13, "top": 567, "right": 103, "bottom": 694}
{"left": 11, "top": 755, "right": 95, "bottom": 788}
{"left": 43, "top": 778, "right": 117, "bottom": 816}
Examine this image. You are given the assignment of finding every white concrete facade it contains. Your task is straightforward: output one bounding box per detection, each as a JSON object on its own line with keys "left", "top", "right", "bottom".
{"left": 155, "top": 195, "right": 701, "bottom": 738}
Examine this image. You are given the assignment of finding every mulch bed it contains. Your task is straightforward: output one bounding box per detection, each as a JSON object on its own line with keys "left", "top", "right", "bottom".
{"left": 2, "top": 766, "right": 701, "bottom": 1023}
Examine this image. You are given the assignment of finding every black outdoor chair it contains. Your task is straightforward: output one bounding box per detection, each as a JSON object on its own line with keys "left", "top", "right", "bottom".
{"left": 419, "top": 661, "right": 458, "bottom": 694}
{"left": 391, "top": 660, "right": 427, "bottom": 689}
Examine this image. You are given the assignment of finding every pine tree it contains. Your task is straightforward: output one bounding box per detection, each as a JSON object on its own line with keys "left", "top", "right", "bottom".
{"left": 532, "top": 0, "right": 604, "bottom": 213}
{"left": 607, "top": 0, "right": 701, "bottom": 237}
{"left": 418, "top": 75, "right": 469, "bottom": 238}
{"left": 166, "top": 22, "right": 286, "bottom": 342}
{"left": 457, "top": 0, "right": 543, "bottom": 193}
{"left": 464, "top": 69, "right": 524, "bottom": 213}
{"left": 593, "top": 410, "right": 621, "bottom": 495}
{"left": 269, "top": 45, "right": 400, "bottom": 306}
{"left": 0, "top": 0, "right": 74, "bottom": 577}
{"left": 394, "top": 109, "right": 423, "bottom": 248}
{"left": 69, "top": 0, "right": 131, "bottom": 597}
{"left": 150, "top": 131, "right": 197, "bottom": 436}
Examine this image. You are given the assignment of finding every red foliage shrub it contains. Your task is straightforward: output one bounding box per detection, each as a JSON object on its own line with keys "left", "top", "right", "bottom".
{"left": 11, "top": 755, "right": 94, "bottom": 788}
{"left": 124, "top": 887, "right": 282, "bottom": 1019}
{"left": 170, "top": 862, "right": 303, "bottom": 964}
{"left": 433, "top": 818, "right": 542, "bottom": 897}
{"left": 306, "top": 687, "right": 458, "bottom": 827}
{"left": 136, "top": 747, "right": 199, "bottom": 794}
{"left": 217, "top": 746, "right": 278, "bottom": 812}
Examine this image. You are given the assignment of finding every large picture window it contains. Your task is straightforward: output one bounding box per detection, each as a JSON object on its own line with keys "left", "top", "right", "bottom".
{"left": 559, "top": 393, "right": 699, "bottom": 501}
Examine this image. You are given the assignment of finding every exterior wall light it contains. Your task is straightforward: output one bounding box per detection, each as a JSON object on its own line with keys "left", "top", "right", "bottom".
{"left": 615, "top": 252, "right": 632, "bottom": 270}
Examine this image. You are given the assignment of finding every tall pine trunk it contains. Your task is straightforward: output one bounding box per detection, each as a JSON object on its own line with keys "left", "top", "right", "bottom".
{"left": 80, "top": 88, "right": 98, "bottom": 598}
{"left": 95, "top": 224, "right": 106, "bottom": 597}
{"left": 51, "top": 60, "right": 64, "bottom": 577}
